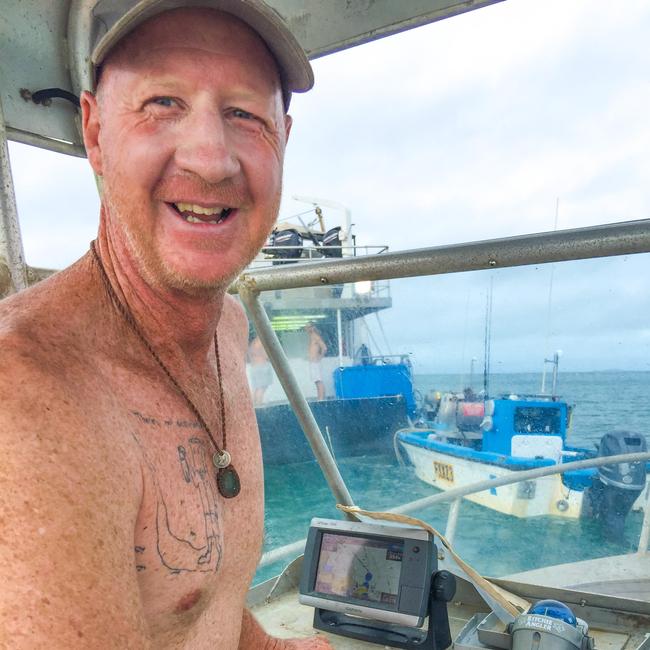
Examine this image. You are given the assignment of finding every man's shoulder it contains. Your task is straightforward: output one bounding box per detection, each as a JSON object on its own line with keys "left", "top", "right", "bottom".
{"left": 221, "top": 294, "right": 249, "bottom": 351}
{"left": 0, "top": 256, "right": 100, "bottom": 366}
{"left": 0, "top": 300, "right": 75, "bottom": 394}
{"left": 0, "top": 301, "right": 61, "bottom": 394}
{"left": 0, "top": 260, "right": 119, "bottom": 453}
{"left": 1, "top": 255, "right": 90, "bottom": 324}
{"left": 0, "top": 283, "right": 145, "bottom": 644}
{"left": 0, "top": 284, "right": 141, "bottom": 496}
{"left": 0, "top": 322, "right": 91, "bottom": 449}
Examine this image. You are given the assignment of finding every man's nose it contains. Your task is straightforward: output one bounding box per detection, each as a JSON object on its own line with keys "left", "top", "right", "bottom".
{"left": 174, "top": 110, "right": 241, "bottom": 183}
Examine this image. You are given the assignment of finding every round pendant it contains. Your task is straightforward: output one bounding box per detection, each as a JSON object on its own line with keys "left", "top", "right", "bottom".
{"left": 216, "top": 465, "right": 241, "bottom": 498}
{"left": 212, "top": 450, "right": 232, "bottom": 469}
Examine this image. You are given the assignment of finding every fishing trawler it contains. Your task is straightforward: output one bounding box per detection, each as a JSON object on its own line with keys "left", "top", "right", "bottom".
{"left": 247, "top": 205, "right": 416, "bottom": 464}
{"left": 2, "top": 1, "right": 650, "bottom": 648}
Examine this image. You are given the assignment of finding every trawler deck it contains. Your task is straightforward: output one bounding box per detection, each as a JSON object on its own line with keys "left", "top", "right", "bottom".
{"left": 248, "top": 558, "right": 650, "bottom": 650}
{"left": 509, "top": 553, "right": 650, "bottom": 602}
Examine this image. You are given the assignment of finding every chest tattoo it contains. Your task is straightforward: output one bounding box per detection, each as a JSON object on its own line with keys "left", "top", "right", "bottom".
{"left": 131, "top": 411, "right": 223, "bottom": 574}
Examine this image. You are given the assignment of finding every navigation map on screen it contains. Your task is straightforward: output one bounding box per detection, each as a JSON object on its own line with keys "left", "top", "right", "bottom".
{"left": 314, "top": 533, "right": 404, "bottom": 606}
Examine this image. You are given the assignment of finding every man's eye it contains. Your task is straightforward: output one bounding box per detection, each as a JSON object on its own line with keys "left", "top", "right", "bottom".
{"left": 152, "top": 97, "right": 176, "bottom": 108}
{"left": 228, "top": 108, "right": 267, "bottom": 133}
{"left": 232, "top": 108, "right": 255, "bottom": 120}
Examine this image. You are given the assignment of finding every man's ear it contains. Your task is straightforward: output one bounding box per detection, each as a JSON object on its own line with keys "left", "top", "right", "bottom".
{"left": 80, "top": 90, "right": 103, "bottom": 176}
{"left": 284, "top": 113, "right": 293, "bottom": 143}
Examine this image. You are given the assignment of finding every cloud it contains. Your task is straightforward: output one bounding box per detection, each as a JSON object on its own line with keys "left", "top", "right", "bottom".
{"left": 362, "top": 254, "right": 650, "bottom": 373}
{"left": 282, "top": 0, "right": 650, "bottom": 248}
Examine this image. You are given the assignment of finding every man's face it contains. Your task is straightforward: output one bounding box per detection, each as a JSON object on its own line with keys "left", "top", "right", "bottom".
{"left": 83, "top": 8, "right": 292, "bottom": 291}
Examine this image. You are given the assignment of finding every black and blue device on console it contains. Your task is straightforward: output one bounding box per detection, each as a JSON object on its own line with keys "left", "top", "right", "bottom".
{"left": 299, "top": 517, "right": 455, "bottom": 649}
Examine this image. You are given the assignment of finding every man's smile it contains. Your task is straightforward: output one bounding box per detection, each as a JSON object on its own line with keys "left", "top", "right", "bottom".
{"left": 168, "top": 202, "right": 235, "bottom": 225}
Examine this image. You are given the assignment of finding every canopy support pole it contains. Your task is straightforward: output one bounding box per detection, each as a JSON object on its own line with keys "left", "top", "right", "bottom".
{"left": 0, "top": 96, "right": 28, "bottom": 296}
{"left": 336, "top": 308, "right": 343, "bottom": 367}
{"left": 238, "top": 280, "right": 358, "bottom": 520}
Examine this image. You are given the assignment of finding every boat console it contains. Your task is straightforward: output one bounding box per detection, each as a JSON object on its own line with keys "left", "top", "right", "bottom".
{"left": 259, "top": 517, "right": 650, "bottom": 650}
{"left": 250, "top": 551, "right": 650, "bottom": 650}
{"left": 298, "top": 518, "right": 454, "bottom": 649}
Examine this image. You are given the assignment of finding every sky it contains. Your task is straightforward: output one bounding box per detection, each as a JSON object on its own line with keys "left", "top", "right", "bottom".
{"left": 7, "top": 0, "right": 650, "bottom": 374}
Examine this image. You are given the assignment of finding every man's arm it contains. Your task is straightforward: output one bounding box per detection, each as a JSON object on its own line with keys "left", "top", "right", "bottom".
{"left": 0, "top": 354, "right": 151, "bottom": 647}
{"left": 238, "top": 609, "right": 333, "bottom": 649}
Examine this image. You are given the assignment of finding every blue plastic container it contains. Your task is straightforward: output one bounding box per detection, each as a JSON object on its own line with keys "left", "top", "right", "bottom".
{"left": 334, "top": 364, "right": 416, "bottom": 416}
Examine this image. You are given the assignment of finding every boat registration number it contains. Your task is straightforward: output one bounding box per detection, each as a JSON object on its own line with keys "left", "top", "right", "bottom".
{"left": 433, "top": 461, "right": 454, "bottom": 483}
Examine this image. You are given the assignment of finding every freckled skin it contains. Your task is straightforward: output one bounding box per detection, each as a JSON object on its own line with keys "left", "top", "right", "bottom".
{"left": 0, "top": 7, "right": 332, "bottom": 650}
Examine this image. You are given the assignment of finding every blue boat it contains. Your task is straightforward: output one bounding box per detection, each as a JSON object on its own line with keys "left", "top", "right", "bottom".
{"left": 398, "top": 390, "right": 648, "bottom": 526}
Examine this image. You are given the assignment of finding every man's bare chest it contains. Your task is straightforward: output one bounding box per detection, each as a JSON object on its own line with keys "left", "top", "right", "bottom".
{"left": 112, "top": 387, "right": 264, "bottom": 641}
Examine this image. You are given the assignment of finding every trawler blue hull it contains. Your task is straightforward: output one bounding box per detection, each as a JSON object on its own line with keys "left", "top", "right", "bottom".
{"left": 256, "top": 395, "right": 409, "bottom": 465}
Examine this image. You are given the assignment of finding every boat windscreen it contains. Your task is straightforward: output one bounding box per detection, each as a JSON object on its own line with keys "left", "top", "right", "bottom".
{"left": 513, "top": 407, "right": 561, "bottom": 434}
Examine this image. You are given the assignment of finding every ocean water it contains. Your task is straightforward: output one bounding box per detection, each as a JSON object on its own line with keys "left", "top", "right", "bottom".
{"left": 257, "top": 371, "right": 650, "bottom": 585}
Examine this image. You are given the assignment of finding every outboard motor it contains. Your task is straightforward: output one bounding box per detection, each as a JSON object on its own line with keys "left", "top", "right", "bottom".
{"left": 321, "top": 226, "right": 343, "bottom": 257}
{"left": 264, "top": 229, "right": 303, "bottom": 263}
{"left": 583, "top": 431, "right": 647, "bottom": 541}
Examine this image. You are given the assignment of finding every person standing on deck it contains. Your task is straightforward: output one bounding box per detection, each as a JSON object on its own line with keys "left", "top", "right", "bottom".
{"left": 249, "top": 335, "right": 273, "bottom": 405}
{"left": 305, "top": 322, "right": 328, "bottom": 400}
{"left": 0, "top": 1, "right": 332, "bottom": 648}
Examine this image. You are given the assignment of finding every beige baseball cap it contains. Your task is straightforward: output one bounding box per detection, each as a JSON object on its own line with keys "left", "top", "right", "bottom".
{"left": 89, "top": 0, "right": 314, "bottom": 108}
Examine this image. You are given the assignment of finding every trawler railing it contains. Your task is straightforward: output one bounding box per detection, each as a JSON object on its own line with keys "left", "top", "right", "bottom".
{"left": 258, "top": 450, "right": 650, "bottom": 570}
{"left": 247, "top": 244, "right": 392, "bottom": 299}
{"left": 250, "top": 244, "right": 390, "bottom": 267}
{"left": 236, "top": 219, "right": 650, "bottom": 294}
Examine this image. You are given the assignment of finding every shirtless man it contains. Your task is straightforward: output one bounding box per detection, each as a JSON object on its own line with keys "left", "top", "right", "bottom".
{"left": 0, "top": 2, "right": 332, "bottom": 648}
{"left": 305, "top": 323, "right": 328, "bottom": 400}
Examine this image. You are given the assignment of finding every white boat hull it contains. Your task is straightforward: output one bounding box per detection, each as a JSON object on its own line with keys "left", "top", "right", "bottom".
{"left": 401, "top": 440, "right": 650, "bottom": 519}
{"left": 401, "top": 441, "right": 585, "bottom": 518}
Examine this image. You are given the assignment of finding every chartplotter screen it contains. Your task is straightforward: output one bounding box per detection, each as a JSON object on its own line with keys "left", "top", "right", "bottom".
{"left": 300, "top": 518, "right": 434, "bottom": 627}
{"left": 314, "top": 533, "right": 404, "bottom": 606}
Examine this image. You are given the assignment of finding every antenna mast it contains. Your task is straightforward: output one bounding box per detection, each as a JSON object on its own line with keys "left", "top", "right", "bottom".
{"left": 541, "top": 198, "right": 560, "bottom": 393}
{"left": 483, "top": 278, "right": 493, "bottom": 398}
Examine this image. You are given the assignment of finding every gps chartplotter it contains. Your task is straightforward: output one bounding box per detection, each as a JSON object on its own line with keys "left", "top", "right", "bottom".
{"left": 299, "top": 517, "right": 455, "bottom": 649}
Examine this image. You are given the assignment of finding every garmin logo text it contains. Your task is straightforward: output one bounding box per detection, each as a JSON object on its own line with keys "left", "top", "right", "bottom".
{"left": 345, "top": 606, "right": 364, "bottom": 616}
